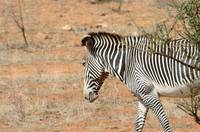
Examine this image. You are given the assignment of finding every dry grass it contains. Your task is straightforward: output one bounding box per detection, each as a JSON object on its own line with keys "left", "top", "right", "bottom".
{"left": 0, "top": 0, "right": 199, "bottom": 131}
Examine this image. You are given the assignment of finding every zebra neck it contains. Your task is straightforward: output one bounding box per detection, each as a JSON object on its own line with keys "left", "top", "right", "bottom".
{"left": 103, "top": 45, "right": 126, "bottom": 82}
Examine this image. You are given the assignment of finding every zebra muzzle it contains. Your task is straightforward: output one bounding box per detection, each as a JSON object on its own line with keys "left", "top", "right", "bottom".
{"left": 86, "top": 91, "right": 98, "bottom": 103}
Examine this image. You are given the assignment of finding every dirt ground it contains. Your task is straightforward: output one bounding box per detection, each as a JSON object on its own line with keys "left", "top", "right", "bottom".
{"left": 0, "top": 0, "right": 199, "bottom": 131}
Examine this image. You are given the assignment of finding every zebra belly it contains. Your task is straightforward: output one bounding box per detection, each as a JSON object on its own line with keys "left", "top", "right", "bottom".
{"left": 153, "top": 79, "right": 200, "bottom": 97}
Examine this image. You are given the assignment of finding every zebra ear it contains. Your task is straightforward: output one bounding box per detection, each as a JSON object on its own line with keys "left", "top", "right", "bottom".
{"left": 81, "top": 35, "right": 94, "bottom": 52}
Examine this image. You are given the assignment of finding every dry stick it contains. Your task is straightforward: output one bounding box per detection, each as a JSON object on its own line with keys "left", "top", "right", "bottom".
{"left": 18, "top": 0, "right": 28, "bottom": 47}
{"left": 190, "top": 90, "right": 198, "bottom": 122}
{"left": 176, "top": 97, "right": 199, "bottom": 120}
{"left": 177, "top": 104, "right": 193, "bottom": 116}
{"left": 10, "top": 0, "right": 28, "bottom": 47}
{"left": 193, "top": 96, "right": 200, "bottom": 124}
{"left": 117, "top": 1, "right": 122, "bottom": 11}
{"left": 122, "top": 41, "right": 200, "bottom": 71}
{"left": 153, "top": 51, "right": 200, "bottom": 71}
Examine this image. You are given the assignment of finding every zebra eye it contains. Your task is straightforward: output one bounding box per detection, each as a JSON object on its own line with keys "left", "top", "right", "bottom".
{"left": 82, "top": 61, "right": 86, "bottom": 66}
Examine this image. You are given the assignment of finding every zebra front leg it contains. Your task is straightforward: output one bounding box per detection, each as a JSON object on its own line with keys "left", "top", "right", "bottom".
{"left": 135, "top": 101, "right": 148, "bottom": 132}
{"left": 140, "top": 94, "right": 172, "bottom": 132}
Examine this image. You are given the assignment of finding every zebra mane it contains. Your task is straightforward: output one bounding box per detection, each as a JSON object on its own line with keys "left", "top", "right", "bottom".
{"left": 87, "top": 32, "right": 125, "bottom": 48}
{"left": 88, "top": 32, "right": 122, "bottom": 39}
{"left": 86, "top": 32, "right": 190, "bottom": 49}
{"left": 87, "top": 32, "right": 146, "bottom": 48}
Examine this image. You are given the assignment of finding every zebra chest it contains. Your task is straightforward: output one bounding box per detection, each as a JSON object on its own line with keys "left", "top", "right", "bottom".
{"left": 152, "top": 79, "right": 200, "bottom": 97}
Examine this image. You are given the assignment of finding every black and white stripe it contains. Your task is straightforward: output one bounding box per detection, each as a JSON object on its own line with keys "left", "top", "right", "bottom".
{"left": 82, "top": 32, "right": 200, "bottom": 132}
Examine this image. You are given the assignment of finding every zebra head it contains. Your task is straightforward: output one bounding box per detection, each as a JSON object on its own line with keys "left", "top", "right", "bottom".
{"left": 81, "top": 34, "right": 109, "bottom": 103}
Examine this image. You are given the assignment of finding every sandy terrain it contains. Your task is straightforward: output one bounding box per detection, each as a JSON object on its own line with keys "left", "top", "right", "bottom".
{"left": 0, "top": 0, "right": 199, "bottom": 131}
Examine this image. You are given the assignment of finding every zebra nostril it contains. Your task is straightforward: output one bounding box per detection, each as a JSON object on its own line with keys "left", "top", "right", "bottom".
{"left": 85, "top": 96, "right": 88, "bottom": 100}
{"left": 88, "top": 91, "right": 99, "bottom": 103}
{"left": 89, "top": 92, "right": 94, "bottom": 102}
{"left": 84, "top": 92, "right": 94, "bottom": 102}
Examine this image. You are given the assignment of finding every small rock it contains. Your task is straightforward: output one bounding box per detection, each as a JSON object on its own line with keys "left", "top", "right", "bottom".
{"left": 95, "top": 22, "right": 108, "bottom": 28}
{"left": 62, "top": 25, "right": 73, "bottom": 31}
{"left": 111, "top": 126, "right": 119, "bottom": 129}
{"left": 59, "top": 14, "right": 63, "bottom": 17}
{"left": 127, "top": 22, "right": 132, "bottom": 26}
{"left": 90, "top": 0, "right": 96, "bottom": 4}
{"left": 73, "top": 26, "right": 87, "bottom": 33}
{"left": 100, "top": 13, "right": 107, "bottom": 16}
{"left": 44, "top": 34, "right": 49, "bottom": 40}
{"left": 36, "top": 32, "right": 49, "bottom": 41}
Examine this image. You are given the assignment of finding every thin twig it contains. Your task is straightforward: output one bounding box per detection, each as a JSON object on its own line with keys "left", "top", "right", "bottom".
{"left": 17, "top": 0, "right": 28, "bottom": 47}
{"left": 177, "top": 104, "right": 193, "bottom": 116}
{"left": 123, "top": 40, "right": 200, "bottom": 71}
{"left": 8, "top": 0, "right": 28, "bottom": 47}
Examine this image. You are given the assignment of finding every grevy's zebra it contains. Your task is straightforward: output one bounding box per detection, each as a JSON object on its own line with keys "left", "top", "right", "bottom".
{"left": 81, "top": 32, "right": 200, "bottom": 132}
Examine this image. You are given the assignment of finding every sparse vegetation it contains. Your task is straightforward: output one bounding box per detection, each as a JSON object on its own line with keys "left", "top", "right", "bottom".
{"left": 177, "top": 93, "right": 200, "bottom": 124}
{"left": 173, "top": 0, "right": 200, "bottom": 48}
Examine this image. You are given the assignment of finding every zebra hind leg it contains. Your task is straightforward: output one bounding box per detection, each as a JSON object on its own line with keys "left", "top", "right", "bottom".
{"left": 140, "top": 94, "right": 172, "bottom": 132}
{"left": 135, "top": 101, "right": 148, "bottom": 132}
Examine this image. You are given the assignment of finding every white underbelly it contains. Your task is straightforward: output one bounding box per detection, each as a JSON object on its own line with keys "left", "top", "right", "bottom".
{"left": 153, "top": 79, "right": 200, "bottom": 97}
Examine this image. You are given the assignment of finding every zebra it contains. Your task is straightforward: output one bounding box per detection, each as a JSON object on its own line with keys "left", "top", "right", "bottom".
{"left": 81, "top": 32, "right": 200, "bottom": 132}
